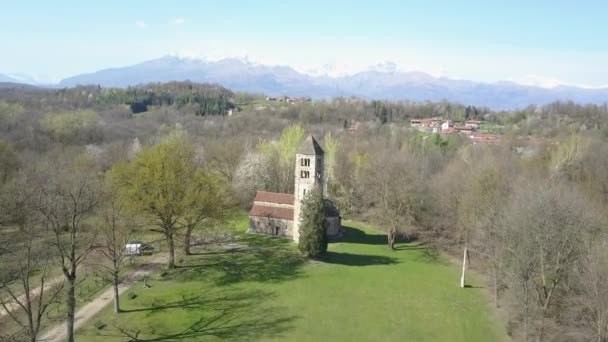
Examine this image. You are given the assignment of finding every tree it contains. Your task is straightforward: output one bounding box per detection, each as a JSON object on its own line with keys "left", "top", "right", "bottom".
{"left": 457, "top": 149, "right": 513, "bottom": 297}
{"left": 111, "top": 137, "right": 218, "bottom": 268}
{"left": 365, "top": 152, "right": 420, "bottom": 249}
{"left": 0, "top": 139, "right": 19, "bottom": 185}
{"left": 501, "top": 182, "right": 599, "bottom": 341}
{"left": 0, "top": 100, "right": 24, "bottom": 132}
{"left": 574, "top": 237, "right": 608, "bottom": 342}
{"left": 298, "top": 188, "right": 327, "bottom": 258}
{"left": 36, "top": 155, "right": 102, "bottom": 342}
{"left": 323, "top": 131, "right": 339, "bottom": 192}
{"left": 97, "top": 182, "right": 134, "bottom": 314}
{"left": 257, "top": 125, "right": 305, "bottom": 193}
{"left": 0, "top": 171, "right": 64, "bottom": 342}
{"left": 41, "top": 110, "right": 100, "bottom": 144}
{"left": 181, "top": 170, "right": 231, "bottom": 256}
{"left": 205, "top": 139, "right": 244, "bottom": 183}
{"left": 372, "top": 100, "right": 389, "bottom": 124}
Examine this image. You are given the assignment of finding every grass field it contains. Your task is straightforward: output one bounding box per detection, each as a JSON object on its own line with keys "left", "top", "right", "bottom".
{"left": 77, "top": 215, "right": 506, "bottom": 341}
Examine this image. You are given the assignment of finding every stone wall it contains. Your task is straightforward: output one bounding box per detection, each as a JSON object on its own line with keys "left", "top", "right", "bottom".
{"left": 248, "top": 216, "right": 294, "bottom": 239}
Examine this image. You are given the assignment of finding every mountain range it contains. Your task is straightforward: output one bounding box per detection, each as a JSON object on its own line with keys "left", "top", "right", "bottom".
{"left": 5, "top": 56, "right": 608, "bottom": 109}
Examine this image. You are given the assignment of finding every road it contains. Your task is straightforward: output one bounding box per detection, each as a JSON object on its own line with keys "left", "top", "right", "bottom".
{"left": 39, "top": 253, "right": 167, "bottom": 342}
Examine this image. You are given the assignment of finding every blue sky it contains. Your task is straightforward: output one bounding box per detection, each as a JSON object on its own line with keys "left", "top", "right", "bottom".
{"left": 2, "top": 0, "right": 608, "bottom": 87}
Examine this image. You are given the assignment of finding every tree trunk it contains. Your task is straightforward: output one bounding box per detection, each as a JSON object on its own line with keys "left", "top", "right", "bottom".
{"left": 167, "top": 233, "right": 175, "bottom": 269}
{"left": 66, "top": 276, "right": 76, "bottom": 342}
{"left": 24, "top": 281, "right": 36, "bottom": 342}
{"left": 113, "top": 273, "right": 120, "bottom": 313}
{"left": 493, "top": 266, "right": 499, "bottom": 308}
{"left": 387, "top": 229, "right": 396, "bottom": 250}
{"left": 523, "top": 281, "right": 529, "bottom": 342}
{"left": 184, "top": 225, "right": 193, "bottom": 256}
{"left": 460, "top": 246, "right": 468, "bottom": 288}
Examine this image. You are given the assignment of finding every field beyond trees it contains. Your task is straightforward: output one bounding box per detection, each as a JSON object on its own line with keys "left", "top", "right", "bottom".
{"left": 76, "top": 215, "right": 505, "bottom": 342}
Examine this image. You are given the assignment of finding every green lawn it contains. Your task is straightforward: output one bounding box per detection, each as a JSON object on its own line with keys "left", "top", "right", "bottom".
{"left": 77, "top": 216, "right": 506, "bottom": 341}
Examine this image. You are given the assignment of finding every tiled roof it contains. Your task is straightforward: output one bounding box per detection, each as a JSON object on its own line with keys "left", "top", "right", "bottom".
{"left": 253, "top": 191, "right": 294, "bottom": 205}
{"left": 249, "top": 205, "right": 294, "bottom": 221}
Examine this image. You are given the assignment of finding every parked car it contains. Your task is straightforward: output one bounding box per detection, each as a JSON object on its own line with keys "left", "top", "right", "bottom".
{"left": 125, "top": 241, "right": 154, "bottom": 256}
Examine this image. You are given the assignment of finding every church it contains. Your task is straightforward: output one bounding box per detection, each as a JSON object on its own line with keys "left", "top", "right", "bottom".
{"left": 248, "top": 135, "right": 341, "bottom": 242}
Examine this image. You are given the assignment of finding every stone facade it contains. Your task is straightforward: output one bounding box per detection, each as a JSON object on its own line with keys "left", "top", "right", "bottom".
{"left": 249, "top": 216, "right": 294, "bottom": 238}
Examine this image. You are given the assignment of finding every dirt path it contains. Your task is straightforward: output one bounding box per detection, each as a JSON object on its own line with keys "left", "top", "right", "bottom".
{"left": 0, "top": 275, "right": 65, "bottom": 318}
{"left": 39, "top": 253, "right": 168, "bottom": 342}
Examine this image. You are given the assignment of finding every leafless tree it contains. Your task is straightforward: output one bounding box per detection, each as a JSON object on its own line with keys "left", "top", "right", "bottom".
{"left": 364, "top": 151, "right": 422, "bottom": 249}
{"left": 0, "top": 171, "right": 64, "bottom": 342}
{"left": 97, "top": 182, "right": 134, "bottom": 314}
{"left": 35, "top": 155, "right": 103, "bottom": 342}
{"left": 501, "top": 182, "right": 599, "bottom": 341}
{"left": 573, "top": 237, "right": 608, "bottom": 342}
{"left": 204, "top": 139, "right": 245, "bottom": 183}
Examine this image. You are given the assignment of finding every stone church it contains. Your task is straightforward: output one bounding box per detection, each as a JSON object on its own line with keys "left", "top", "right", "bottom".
{"left": 248, "top": 135, "right": 341, "bottom": 241}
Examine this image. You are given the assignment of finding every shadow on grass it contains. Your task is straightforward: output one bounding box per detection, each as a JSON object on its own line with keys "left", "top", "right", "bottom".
{"left": 320, "top": 251, "right": 398, "bottom": 266}
{"left": 394, "top": 243, "right": 427, "bottom": 251}
{"left": 337, "top": 225, "right": 388, "bottom": 245}
{"left": 338, "top": 225, "right": 416, "bottom": 246}
{"left": 97, "top": 289, "right": 296, "bottom": 341}
{"left": 169, "top": 233, "right": 305, "bottom": 286}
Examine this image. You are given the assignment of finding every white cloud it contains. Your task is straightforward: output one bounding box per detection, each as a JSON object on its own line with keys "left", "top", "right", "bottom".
{"left": 135, "top": 20, "right": 147, "bottom": 29}
{"left": 173, "top": 17, "right": 186, "bottom": 25}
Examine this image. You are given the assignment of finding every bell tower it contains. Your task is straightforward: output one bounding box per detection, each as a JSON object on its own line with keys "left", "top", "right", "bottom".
{"left": 293, "top": 135, "right": 324, "bottom": 242}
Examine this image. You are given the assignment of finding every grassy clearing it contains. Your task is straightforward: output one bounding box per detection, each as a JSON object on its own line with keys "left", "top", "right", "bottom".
{"left": 77, "top": 215, "right": 506, "bottom": 341}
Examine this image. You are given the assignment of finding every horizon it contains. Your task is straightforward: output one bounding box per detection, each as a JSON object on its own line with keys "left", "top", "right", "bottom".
{"left": 2, "top": 1, "right": 608, "bottom": 88}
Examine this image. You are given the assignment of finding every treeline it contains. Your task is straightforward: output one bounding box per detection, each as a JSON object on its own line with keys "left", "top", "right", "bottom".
{"left": 96, "top": 82, "right": 235, "bottom": 115}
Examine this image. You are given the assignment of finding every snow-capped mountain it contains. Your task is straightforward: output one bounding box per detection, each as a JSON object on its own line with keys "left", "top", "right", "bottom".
{"left": 51, "top": 56, "right": 608, "bottom": 109}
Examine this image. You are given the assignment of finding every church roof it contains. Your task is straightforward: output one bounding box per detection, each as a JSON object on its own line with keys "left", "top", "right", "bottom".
{"left": 297, "top": 135, "right": 324, "bottom": 155}
{"left": 249, "top": 205, "right": 294, "bottom": 221}
{"left": 253, "top": 191, "right": 294, "bottom": 205}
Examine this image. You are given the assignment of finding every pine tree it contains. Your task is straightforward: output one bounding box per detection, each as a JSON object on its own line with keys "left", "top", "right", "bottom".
{"left": 298, "top": 188, "right": 327, "bottom": 258}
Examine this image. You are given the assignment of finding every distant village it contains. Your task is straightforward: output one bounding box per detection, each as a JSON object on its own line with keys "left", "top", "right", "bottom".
{"left": 263, "top": 97, "right": 501, "bottom": 144}
{"left": 410, "top": 117, "right": 501, "bottom": 144}
{"left": 266, "top": 96, "right": 312, "bottom": 103}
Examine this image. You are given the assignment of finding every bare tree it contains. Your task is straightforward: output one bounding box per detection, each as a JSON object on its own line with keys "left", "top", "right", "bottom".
{"left": 36, "top": 155, "right": 102, "bottom": 342}
{"left": 205, "top": 139, "right": 244, "bottom": 183}
{"left": 574, "top": 238, "right": 608, "bottom": 342}
{"left": 502, "top": 182, "right": 598, "bottom": 341}
{"left": 97, "top": 182, "right": 134, "bottom": 314}
{"left": 0, "top": 171, "right": 64, "bottom": 342}
{"left": 458, "top": 147, "right": 513, "bottom": 299}
{"left": 365, "top": 151, "right": 422, "bottom": 249}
